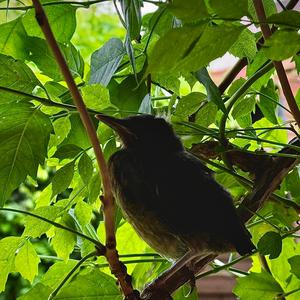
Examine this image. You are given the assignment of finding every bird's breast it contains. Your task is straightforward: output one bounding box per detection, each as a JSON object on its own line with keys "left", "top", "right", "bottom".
{"left": 108, "top": 150, "right": 188, "bottom": 259}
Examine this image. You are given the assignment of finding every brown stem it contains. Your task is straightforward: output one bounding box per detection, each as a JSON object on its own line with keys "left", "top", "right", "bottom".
{"left": 218, "top": 0, "right": 298, "bottom": 94}
{"left": 252, "top": 0, "right": 300, "bottom": 128}
{"left": 218, "top": 58, "right": 247, "bottom": 94}
{"left": 31, "top": 1, "right": 138, "bottom": 298}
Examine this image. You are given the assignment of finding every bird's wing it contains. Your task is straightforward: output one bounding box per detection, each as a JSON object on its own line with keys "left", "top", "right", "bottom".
{"left": 154, "top": 151, "right": 253, "bottom": 253}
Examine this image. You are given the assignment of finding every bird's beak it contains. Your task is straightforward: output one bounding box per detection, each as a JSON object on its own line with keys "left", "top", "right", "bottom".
{"left": 95, "top": 114, "right": 135, "bottom": 143}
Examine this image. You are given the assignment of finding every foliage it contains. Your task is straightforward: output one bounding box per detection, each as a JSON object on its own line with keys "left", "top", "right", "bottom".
{"left": 0, "top": 0, "right": 299, "bottom": 299}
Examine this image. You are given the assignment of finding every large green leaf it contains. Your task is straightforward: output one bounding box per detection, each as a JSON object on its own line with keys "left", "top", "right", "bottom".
{"left": 194, "top": 68, "right": 224, "bottom": 112}
{"left": 148, "top": 24, "right": 244, "bottom": 74}
{"left": 121, "top": 0, "right": 142, "bottom": 41}
{"left": 109, "top": 76, "right": 147, "bottom": 117}
{"left": 0, "top": 54, "right": 41, "bottom": 103}
{"left": 14, "top": 240, "right": 40, "bottom": 283}
{"left": 0, "top": 103, "right": 52, "bottom": 206}
{"left": 0, "top": 237, "right": 24, "bottom": 292}
{"left": 52, "top": 161, "right": 75, "bottom": 198}
{"left": 257, "top": 231, "right": 282, "bottom": 259}
{"left": 78, "top": 152, "right": 93, "bottom": 186}
{"left": 56, "top": 269, "right": 122, "bottom": 300}
{"left": 233, "top": 272, "right": 283, "bottom": 299}
{"left": 232, "top": 95, "right": 256, "bottom": 119}
{"left": 262, "top": 30, "right": 300, "bottom": 61}
{"left": 51, "top": 213, "right": 77, "bottom": 261}
{"left": 258, "top": 80, "right": 278, "bottom": 124}
{"left": 288, "top": 255, "right": 300, "bottom": 279}
{"left": 0, "top": 17, "right": 28, "bottom": 60}
{"left": 267, "top": 11, "right": 300, "bottom": 29}
{"left": 22, "top": 5, "right": 77, "bottom": 43}
{"left": 90, "top": 38, "right": 126, "bottom": 86}
{"left": 23, "top": 206, "right": 62, "bottom": 238}
{"left": 175, "top": 92, "right": 206, "bottom": 117}
{"left": 28, "top": 37, "right": 84, "bottom": 81}
{"left": 209, "top": 0, "right": 249, "bottom": 18}
{"left": 248, "top": 0, "right": 277, "bottom": 24}
{"left": 167, "top": 0, "right": 209, "bottom": 22}
{"left": 230, "top": 28, "right": 257, "bottom": 60}
{"left": 81, "top": 84, "right": 111, "bottom": 111}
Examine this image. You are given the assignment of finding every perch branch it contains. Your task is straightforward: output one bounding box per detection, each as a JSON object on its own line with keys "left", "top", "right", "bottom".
{"left": 140, "top": 137, "right": 299, "bottom": 299}
{"left": 31, "top": 1, "right": 139, "bottom": 298}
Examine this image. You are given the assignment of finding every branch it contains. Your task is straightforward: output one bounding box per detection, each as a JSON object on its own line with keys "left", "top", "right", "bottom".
{"left": 219, "top": 61, "right": 273, "bottom": 144}
{"left": 140, "top": 137, "right": 299, "bottom": 299}
{"left": 217, "top": 0, "right": 299, "bottom": 93}
{"left": 31, "top": 1, "right": 138, "bottom": 298}
{"left": 252, "top": 0, "right": 300, "bottom": 128}
{"left": 0, "top": 207, "right": 105, "bottom": 250}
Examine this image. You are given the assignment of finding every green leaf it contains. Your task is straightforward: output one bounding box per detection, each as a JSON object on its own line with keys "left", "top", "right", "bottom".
{"left": 28, "top": 37, "right": 84, "bottom": 81}
{"left": 109, "top": 76, "right": 147, "bottom": 117}
{"left": 267, "top": 11, "right": 300, "bottom": 29}
{"left": 51, "top": 214, "right": 77, "bottom": 261}
{"left": 288, "top": 255, "right": 300, "bottom": 279}
{"left": 148, "top": 24, "right": 243, "bottom": 74}
{"left": 210, "top": 0, "right": 249, "bottom": 18}
{"left": 232, "top": 95, "right": 256, "bottom": 119}
{"left": 18, "top": 283, "right": 52, "bottom": 300}
{"left": 0, "top": 237, "right": 23, "bottom": 292}
{"left": 55, "top": 269, "right": 122, "bottom": 300}
{"left": 52, "top": 161, "right": 75, "bottom": 198}
{"left": 195, "top": 102, "right": 218, "bottom": 127}
{"left": 138, "top": 93, "right": 152, "bottom": 114}
{"left": 258, "top": 80, "right": 278, "bottom": 124}
{"left": 248, "top": 0, "right": 277, "bottom": 23}
{"left": 61, "top": 114, "right": 91, "bottom": 149}
{"left": 22, "top": 5, "right": 77, "bottom": 43}
{"left": 75, "top": 200, "right": 93, "bottom": 226}
{"left": 51, "top": 116, "right": 72, "bottom": 148}
{"left": 148, "top": 8, "right": 174, "bottom": 37}
{"left": 233, "top": 272, "right": 283, "bottom": 300}
{"left": 54, "top": 144, "right": 83, "bottom": 160}
{"left": 230, "top": 28, "right": 257, "bottom": 60}
{"left": 167, "top": 0, "right": 209, "bottom": 22}
{"left": 175, "top": 92, "right": 206, "bottom": 117}
{"left": 0, "top": 54, "right": 41, "bottom": 103}
{"left": 257, "top": 231, "right": 282, "bottom": 259}
{"left": 88, "top": 173, "right": 101, "bottom": 204}
{"left": 262, "top": 31, "right": 300, "bottom": 61}
{"left": 41, "top": 260, "right": 77, "bottom": 289}
{"left": 121, "top": 0, "right": 142, "bottom": 41}
{"left": 81, "top": 84, "right": 111, "bottom": 111}
{"left": 0, "top": 103, "right": 52, "bottom": 206}
{"left": 90, "top": 38, "right": 126, "bottom": 86}
{"left": 23, "top": 206, "right": 62, "bottom": 238}
{"left": 194, "top": 68, "right": 224, "bottom": 112}
{"left": 14, "top": 240, "right": 40, "bottom": 283}
{"left": 0, "top": 17, "right": 28, "bottom": 60}
{"left": 286, "top": 168, "right": 300, "bottom": 202}
{"left": 78, "top": 152, "right": 94, "bottom": 186}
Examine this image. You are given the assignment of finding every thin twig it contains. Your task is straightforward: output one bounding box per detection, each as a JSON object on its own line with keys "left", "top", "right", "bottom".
{"left": 48, "top": 251, "right": 97, "bottom": 299}
{"left": 31, "top": 1, "right": 137, "bottom": 298}
{"left": 253, "top": 0, "right": 300, "bottom": 128}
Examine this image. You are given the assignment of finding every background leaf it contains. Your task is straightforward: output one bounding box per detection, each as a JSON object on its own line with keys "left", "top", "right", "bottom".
{"left": 0, "top": 103, "right": 52, "bottom": 206}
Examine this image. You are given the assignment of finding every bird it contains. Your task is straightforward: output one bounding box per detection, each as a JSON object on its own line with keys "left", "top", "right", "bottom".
{"left": 96, "top": 113, "right": 255, "bottom": 260}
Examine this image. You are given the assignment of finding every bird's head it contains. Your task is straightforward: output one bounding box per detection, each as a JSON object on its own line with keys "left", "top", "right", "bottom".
{"left": 96, "top": 114, "right": 183, "bottom": 154}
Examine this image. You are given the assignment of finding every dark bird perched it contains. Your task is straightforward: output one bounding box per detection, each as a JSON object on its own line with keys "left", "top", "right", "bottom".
{"left": 96, "top": 114, "right": 255, "bottom": 259}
